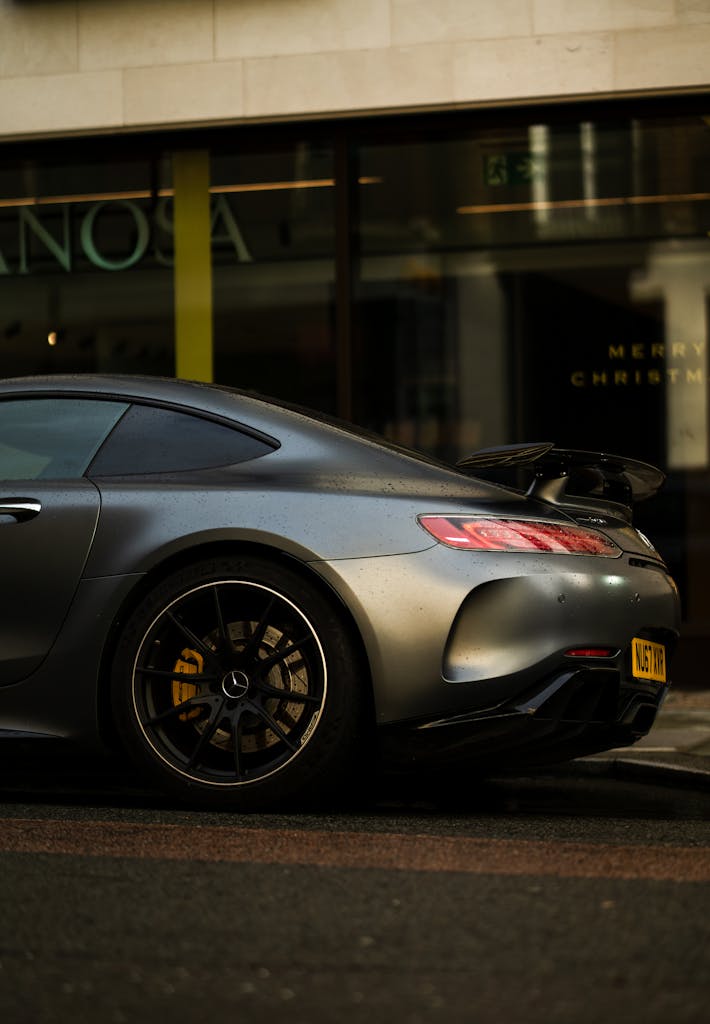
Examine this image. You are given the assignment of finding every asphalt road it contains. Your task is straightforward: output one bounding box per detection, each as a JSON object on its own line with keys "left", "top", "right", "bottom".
{"left": 0, "top": 751, "right": 708, "bottom": 1024}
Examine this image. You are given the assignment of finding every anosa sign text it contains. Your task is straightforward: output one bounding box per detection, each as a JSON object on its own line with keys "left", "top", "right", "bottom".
{"left": 0, "top": 194, "right": 252, "bottom": 274}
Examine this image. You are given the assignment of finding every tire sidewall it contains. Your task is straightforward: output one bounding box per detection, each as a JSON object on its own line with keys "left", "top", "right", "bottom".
{"left": 111, "top": 556, "right": 365, "bottom": 810}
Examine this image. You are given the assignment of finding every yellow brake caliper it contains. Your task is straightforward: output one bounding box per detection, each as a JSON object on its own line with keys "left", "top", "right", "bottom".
{"left": 172, "top": 647, "right": 204, "bottom": 721}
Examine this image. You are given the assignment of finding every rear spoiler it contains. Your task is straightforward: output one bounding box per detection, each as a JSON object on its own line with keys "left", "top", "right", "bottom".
{"left": 457, "top": 442, "right": 665, "bottom": 513}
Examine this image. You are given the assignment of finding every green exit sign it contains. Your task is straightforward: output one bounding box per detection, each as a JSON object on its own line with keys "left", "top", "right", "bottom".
{"left": 483, "top": 153, "right": 540, "bottom": 186}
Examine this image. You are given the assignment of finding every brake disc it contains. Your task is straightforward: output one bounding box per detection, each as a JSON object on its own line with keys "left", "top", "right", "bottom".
{"left": 171, "top": 622, "right": 309, "bottom": 752}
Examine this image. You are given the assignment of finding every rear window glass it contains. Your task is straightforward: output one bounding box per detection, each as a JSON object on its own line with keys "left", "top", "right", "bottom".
{"left": 88, "top": 403, "right": 275, "bottom": 476}
{"left": 0, "top": 398, "right": 128, "bottom": 479}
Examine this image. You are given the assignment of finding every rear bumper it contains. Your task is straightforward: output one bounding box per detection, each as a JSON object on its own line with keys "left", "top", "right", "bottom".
{"left": 378, "top": 665, "right": 669, "bottom": 770}
{"left": 316, "top": 545, "right": 680, "bottom": 726}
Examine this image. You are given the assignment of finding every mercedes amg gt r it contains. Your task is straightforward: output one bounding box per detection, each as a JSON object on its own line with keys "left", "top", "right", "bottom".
{"left": 0, "top": 375, "right": 679, "bottom": 808}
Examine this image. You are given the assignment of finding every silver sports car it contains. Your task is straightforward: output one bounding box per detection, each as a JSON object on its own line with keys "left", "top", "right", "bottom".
{"left": 0, "top": 376, "right": 679, "bottom": 808}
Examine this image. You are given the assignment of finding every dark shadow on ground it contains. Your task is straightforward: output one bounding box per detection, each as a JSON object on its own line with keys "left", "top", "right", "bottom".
{"left": 0, "top": 737, "right": 708, "bottom": 824}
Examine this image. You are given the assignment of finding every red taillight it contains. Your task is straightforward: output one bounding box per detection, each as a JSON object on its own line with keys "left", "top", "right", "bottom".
{"left": 565, "top": 647, "right": 616, "bottom": 658}
{"left": 418, "top": 515, "right": 621, "bottom": 556}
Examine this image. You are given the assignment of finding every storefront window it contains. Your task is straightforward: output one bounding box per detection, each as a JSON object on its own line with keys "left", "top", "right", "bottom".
{"left": 355, "top": 114, "right": 710, "bottom": 456}
{"left": 0, "top": 137, "right": 339, "bottom": 411}
{"left": 0, "top": 151, "right": 175, "bottom": 376}
{"left": 1, "top": 106, "right": 709, "bottom": 682}
{"left": 211, "top": 141, "right": 337, "bottom": 413}
{"left": 354, "top": 110, "right": 710, "bottom": 681}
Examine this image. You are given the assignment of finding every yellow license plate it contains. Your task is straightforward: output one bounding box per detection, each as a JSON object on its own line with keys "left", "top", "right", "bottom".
{"left": 631, "top": 638, "right": 667, "bottom": 683}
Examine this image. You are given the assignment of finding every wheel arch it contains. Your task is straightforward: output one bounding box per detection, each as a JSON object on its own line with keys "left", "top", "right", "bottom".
{"left": 96, "top": 539, "right": 375, "bottom": 749}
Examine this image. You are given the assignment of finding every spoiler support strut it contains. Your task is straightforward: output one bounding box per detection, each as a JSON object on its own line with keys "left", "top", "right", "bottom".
{"left": 456, "top": 442, "right": 665, "bottom": 516}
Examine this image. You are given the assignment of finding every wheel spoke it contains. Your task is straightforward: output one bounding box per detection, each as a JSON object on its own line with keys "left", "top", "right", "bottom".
{"left": 212, "top": 585, "right": 234, "bottom": 654}
{"left": 239, "top": 596, "right": 277, "bottom": 660}
{"left": 253, "top": 635, "right": 311, "bottom": 674}
{"left": 135, "top": 667, "right": 218, "bottom": 683}
{"left": 166, "top": 611, "right": 217, "bottom": 663}
{"left": 254, "top": 679, "right": 321, "bottom": 705}
{"left": 229, "top": 705, "right": 247, "bottom": 781}
{"left": 144, "top": 692, "right": 221, "bottom": 727}
{"left": 246, "top": 700, "right": 300, "bottom": 753}
{"left": 186, "top": 698, "right": 227, "bottom": 769}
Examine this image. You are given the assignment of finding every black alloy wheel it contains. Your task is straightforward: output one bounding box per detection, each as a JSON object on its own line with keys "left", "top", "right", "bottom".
{"left": 111, "top": 556, "right": 366, "bottom": 809}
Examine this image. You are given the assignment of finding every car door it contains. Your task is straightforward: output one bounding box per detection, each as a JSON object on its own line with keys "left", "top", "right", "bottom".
{"left": 0, "top": 395, "right": 128, "bottom": 686}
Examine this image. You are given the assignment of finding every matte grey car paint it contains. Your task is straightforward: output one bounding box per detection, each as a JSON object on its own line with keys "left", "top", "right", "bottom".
{"left": 0, "top": 375, "right": 681, "bottom": 771}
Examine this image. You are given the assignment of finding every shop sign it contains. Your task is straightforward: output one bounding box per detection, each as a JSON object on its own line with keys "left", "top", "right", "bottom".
{"left": 0, "top": 194, "right": 252, "bottom": 275}
{"left": 570, "top": 342, "right": 707, "bottom": 387}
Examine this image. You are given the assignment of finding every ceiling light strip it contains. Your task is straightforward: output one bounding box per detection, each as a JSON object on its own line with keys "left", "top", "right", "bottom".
{"left": 457, "top": 191, "right": 710, "bottom": 215}
{"left": 0, "top": 176, "right": 382, "bottom": 210}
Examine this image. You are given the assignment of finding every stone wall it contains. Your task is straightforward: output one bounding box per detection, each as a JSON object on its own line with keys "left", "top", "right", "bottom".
{"left": 0, "top": 0, "right": 709, "bottom": 138}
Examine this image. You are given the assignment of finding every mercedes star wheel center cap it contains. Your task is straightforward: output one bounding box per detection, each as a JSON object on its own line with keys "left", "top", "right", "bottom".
{"left": 222, "top": 669, "right": 250, "bottom": 700}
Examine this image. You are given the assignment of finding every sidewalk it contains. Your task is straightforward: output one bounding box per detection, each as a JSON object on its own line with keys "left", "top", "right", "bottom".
{"left": 579, "top": 687, "right": 710, "bottom": 791}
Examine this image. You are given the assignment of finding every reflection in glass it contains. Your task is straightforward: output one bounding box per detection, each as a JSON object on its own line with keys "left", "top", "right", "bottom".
{"left": 353, "top": 111, "right": 710, "bottom": 687}
{"left": 211, "top": 141, "right": 337, "bottom": 412}
{"left": 355, "top": 114, "right": 710, "bottom": 463}
{"left": 0, "top": 153, "right": 174, "bottom": 377}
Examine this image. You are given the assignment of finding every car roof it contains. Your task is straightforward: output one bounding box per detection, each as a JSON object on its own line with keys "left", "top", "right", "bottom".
{"left": 0, "top": 373, "right": 285, "bottom": 422}
{"left": 0, "top": 373, "right": 369, "bottom": 447}
{"left": 0, "top": 374, "right": 535, "bottom": 503}
{"left": 0, "top": 374, "right": 454, "bottom": 473}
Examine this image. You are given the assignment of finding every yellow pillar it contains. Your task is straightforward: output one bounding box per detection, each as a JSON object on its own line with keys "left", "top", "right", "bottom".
{"left": 172, "top": 150, "right": 213, "bottom": 381}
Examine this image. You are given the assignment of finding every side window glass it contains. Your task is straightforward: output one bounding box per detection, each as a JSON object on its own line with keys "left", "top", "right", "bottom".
{"left": 88, "top": 404, "right": 275, "bottom": 475}
{"left": 0, "top": 398, "right": 128, "bottom": 480}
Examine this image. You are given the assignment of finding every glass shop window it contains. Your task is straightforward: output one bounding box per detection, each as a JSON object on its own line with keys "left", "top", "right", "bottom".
{"left": 0, "top": 149, "right": 175, "bottom": 378}
{"left": 354, "top": 110, "right": 710, "bottom": 686}
{"left": 210, "top": 140, "right": 337, "bottom": 414}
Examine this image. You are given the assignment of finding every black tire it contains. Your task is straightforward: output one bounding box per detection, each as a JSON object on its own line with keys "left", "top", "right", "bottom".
{"left": 111, "top": 556, "right": 367, "bottom": 810}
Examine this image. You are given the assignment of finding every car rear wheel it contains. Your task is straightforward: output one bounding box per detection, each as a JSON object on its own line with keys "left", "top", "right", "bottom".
{"left": 111, "top": 556, "right": 367, "bottom": 810}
